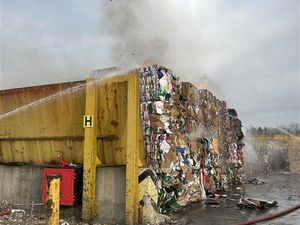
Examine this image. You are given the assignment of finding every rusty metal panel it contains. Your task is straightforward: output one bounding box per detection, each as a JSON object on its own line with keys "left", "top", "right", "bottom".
{"left": 97, "top": 76, "right": 129, "bottom": 166}
{"left": 0, "top": 72, "right": 145, "bottom": 167}
{"left": 0, "top": 140, "right": 84, "bottom": 164}
{"left": 0, "top": 81, "right": 86, "bottom": 164}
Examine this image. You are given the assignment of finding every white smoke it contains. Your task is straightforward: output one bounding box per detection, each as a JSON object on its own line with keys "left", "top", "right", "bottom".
{"left": 100, "top": 0, "right": 224, "bottom": 97}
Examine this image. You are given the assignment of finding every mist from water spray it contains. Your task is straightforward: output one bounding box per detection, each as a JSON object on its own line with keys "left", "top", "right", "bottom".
{"left": 276, "top": 127, "right": 300, "bottom": 142}
{"left": 243, "top": 134, "right": 265, "bottom": 176}
{"left": 243, "top": 140, "right": 258, "bottom": 162}
{"left": 243, "top": 130, "right": 293, "bottom": 176}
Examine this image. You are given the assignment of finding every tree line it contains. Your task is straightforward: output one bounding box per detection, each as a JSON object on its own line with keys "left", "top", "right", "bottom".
{"left": 246, "top": 122, "right": 300, "bottom": 136}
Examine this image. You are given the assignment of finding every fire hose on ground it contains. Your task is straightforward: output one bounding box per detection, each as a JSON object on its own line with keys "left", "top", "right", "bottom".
{"left": 0, "top": 209, "right": 11, "bottom": 217}
{"left": 233, "top": 203, "right": 300, "bottom": 225}
{"left": 0, "top": 209, "right": 26, "bottom": 217}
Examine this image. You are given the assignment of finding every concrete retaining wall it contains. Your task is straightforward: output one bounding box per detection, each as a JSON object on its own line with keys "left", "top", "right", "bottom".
{"left": 96, "top": 166, "right": 126, "bottom": 224}
{"left": 0, "top": 165, "right": 43, "bottom": 207}
{"left": 0, "top": 165, "right": 126, "bottom": 223}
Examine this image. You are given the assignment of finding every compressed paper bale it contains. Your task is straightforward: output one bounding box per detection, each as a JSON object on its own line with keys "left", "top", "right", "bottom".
{"left": 198, "top": 90, "right": 207, "bottom": 107}
{"left": 170, "top": 122, "right": 180, "bottom": 135}
{"left": 183, "top": 184, "right": 203, "bottom": 203}
{"left": 169, "top": 105, "right": 181, "bottom": 118}
{"left": 197, "top": 108, "right": 204, "bottom": 122}
{"left": 207, "top": 91, "right": 214, "bottom": 102}
{"left": 199, "top": 126, "right": 210, "bottom": 138}
{"left": 185, "top": 171, "right": 194, "bottom": 182}
{"left": 139, "top": 65, "right": 244, "bottom": 211}
{"left": 203, "top": 175, "right": 216, "bottom": 192}
{"left": 205, "top": 113, "right": 212, "bottom": 124}
{"left": 210, "top": 126, "right": 218, "bottom": 136}
{"left": 190, "top": 91, "right": 199, "bottom": 104}
{"left": 184, "top": 103, "right": 193, "bottom": 117}
{"left": 211, "top": 116, "right": 219, "bottom": 127}
{"left": 181, "top": 165, "right": 191, "bottom": 174}
{"left": 220, "top": 101, "right": 227, "bottom": 113}
{"left": 163, "top": 102, "right": 172, "bottom": 113}
{"left": 188, "top": 140, "right": 200, "bottom": 155}
{"left": 192, "top": 105, "right": 200, "bottom": 118}
{"left": 166, "top": 134, "right": 176, "bottom": 146}
{"left": 189, "top": 193, "right": 202, "bottom": 203}
{"left": 176, "top": 134, "right": 187, "bottom": 146}
{"left": 149, "top": 114, "right": 164, "bottom": 128}
{"left": 224, "top": 117, "right": 230, "bottom": 129}
{"left": 199, "top": 145, "right": 206, "bottom": 158}
{"left": 180, "top": 82, "right": 200, "bottom": 104}
{"left": 185, "top": 145, "right": 191, "bottom": 155}
{"left": 161, "top": 151, "right": 178, "bottom": 169}
{"left": 153, "top": 101, "right": 165, "bottom": 114}
{"left": 178, "top": 103, "right": 187, "bottom": 118}
{"left": 177, "top": 190, "right": 189, "bottom": 205}
{"left": 172, "top": 92, "right": 181, "bottom": 101}
{"left": 186, "top": 120, "right": 197, "bottom": 134}
{"left": 180, "top": 82, "right": 197, "bottom": 101}
{"left": 161, "top": 167, "right": 173, "bottom": 174}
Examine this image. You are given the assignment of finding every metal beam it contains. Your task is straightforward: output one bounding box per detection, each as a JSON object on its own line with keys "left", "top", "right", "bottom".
{"left": 82, "top": 79, "right": 99, "bottom": 220}
{"left": 126, "top": 73, "right": 140, "bottom": 224}
{"left": 0, "top": 135, "right": 119, "bottom": 141}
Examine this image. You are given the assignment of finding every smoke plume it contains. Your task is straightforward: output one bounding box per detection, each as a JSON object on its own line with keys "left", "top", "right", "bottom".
{"left": 101, "top": 0, "right": 223, "bottom": 97}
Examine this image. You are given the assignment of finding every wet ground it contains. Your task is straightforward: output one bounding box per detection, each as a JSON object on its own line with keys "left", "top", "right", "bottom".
{"left": 1, "top": 172, "right": 299, "bottom": 225}
{"left": 174, "top": 172, "right": 300, "bottom": 225}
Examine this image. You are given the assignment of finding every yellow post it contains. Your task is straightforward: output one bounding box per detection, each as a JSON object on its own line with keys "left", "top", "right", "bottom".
{"left": 126, "top": 73, "right": 140, "bottom": 224}
{"left": 45, "top": 175, "right": 61, "bottom": 225}
{"left": 82, "top": 78, "right": 98, "bottom": 220}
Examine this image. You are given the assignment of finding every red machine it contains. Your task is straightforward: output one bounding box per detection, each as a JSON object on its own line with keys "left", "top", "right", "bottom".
{"left": 42, "top": 167, "right": 82, "bottom": 206}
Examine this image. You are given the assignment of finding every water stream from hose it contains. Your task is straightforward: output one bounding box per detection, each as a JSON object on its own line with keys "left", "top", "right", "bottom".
{"left": 0, "top": 67, "right": 136, "bottom": 121}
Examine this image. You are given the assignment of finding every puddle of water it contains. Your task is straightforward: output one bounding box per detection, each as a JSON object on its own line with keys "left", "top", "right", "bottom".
{"left": 175, "top": 173, "right": 300, "bottom": 225}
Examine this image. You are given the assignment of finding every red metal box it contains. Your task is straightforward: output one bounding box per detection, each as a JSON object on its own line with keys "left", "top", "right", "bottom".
{"left": 42, "top": 167, "right": 76, "bottom": 206}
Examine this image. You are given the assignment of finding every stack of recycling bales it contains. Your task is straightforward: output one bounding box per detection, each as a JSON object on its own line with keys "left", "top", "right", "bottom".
{"left": 226, "top": 111, "right": 245, "bottom": 184}
{"left": 138, "top": 65, "right": 244, "bottom": 213}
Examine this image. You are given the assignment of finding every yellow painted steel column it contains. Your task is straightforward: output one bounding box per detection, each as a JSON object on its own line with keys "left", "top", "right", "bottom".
{"left": 45, "top": 175, "right": 61, "bottom": 225}
{"left": 82, "top": 79, "right": 98, "bottom": 220}
{"left": 126, "top": 73, "right": 140, "bottom": 224}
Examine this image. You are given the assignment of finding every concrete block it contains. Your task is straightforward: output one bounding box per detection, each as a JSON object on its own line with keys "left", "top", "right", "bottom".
{"left": 0, "top": 165, "right": 42, "bottom": 208}
{"left": 95, "top": 166, "right": 126, "bottom": 224}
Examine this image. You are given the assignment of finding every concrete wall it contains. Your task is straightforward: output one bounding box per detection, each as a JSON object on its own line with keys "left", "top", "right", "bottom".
{"left": 96, "top": 166, "right": 126, "bottom": 224}
{"left": 0, "top": 165, "right": 126, "bottom": 224}
{"left": 0, "top": 165, "right": 43, "bottom": 207}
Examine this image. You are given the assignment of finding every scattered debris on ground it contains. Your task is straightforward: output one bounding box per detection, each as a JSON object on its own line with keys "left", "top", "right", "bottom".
{"left": 246, "top": 177, "right": 266, "bottom": 185}
{"left": 237, "top": 197, "right": 277, "bottom": 209}
{"left": 205, "top": 198, "right": 221, "bottom": 205}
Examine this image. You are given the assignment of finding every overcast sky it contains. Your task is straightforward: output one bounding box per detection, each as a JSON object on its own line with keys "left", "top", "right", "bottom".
{"left": 0, "top": 0, "right": 299, "bottom": 127}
